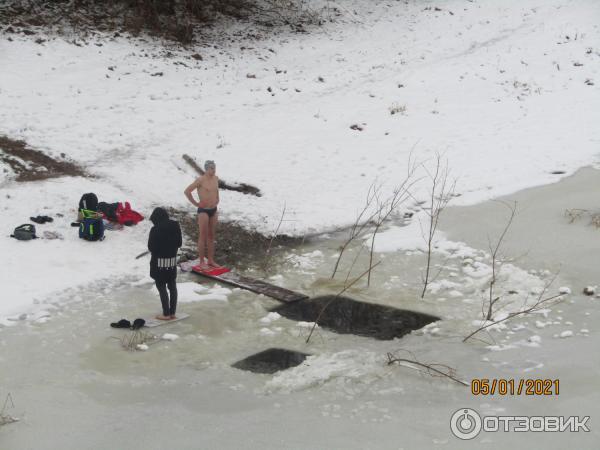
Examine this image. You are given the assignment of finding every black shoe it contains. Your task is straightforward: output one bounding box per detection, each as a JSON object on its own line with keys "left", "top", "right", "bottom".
{"left": 131, "top": 318, "right": 146, "bottom": 330}
{"left": 110, "top": 319, "right": 131, "bottom": 328}
{"left": 30, "top": 216, "right": 45, "bottom": 224}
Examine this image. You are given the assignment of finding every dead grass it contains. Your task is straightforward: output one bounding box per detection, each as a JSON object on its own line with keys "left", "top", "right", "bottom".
{"left": 564, "top": 208, "right": 600, "bottom": 227}
{"left": 119, "top": 330, "right": 158, "bottom": 351}
{"left": 0, "top": 393, "right": 18, "bottom": 427}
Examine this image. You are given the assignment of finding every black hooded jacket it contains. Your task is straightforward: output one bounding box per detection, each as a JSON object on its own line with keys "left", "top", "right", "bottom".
{"left": 148, "top": 207, "right": 182, "bottom": 281}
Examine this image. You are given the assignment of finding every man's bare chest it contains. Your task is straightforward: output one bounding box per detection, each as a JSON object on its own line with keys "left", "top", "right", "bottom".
{"left": 199, "top": 179, "right": 217, "bottom": 194}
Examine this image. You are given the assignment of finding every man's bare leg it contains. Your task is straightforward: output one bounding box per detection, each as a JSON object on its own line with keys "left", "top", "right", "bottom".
{"left": 197, "top": 213, "right": 210, "bottom": 269}
{"left": 207, "top": 211, "right": 221, "bottom": 267}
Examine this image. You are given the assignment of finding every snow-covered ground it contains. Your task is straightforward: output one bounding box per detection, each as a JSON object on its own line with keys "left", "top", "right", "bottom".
{"left": 1, "top": 0, "right": 599, "bottom": 318}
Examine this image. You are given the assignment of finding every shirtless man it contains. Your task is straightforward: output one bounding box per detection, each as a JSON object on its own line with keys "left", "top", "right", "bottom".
{"left": 184, "top": 160, "right": 221, "bottom": 270}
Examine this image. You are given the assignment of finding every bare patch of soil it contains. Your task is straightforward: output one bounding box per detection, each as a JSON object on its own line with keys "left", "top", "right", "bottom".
{"left": 167, "top": 207, "right": 305, "bottom": 269}
{"left": 0, "top": 136, "right": 87, "bottom": 182}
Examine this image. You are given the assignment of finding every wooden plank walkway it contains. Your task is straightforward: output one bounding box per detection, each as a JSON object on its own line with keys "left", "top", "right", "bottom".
{"left": 192, "top": 270, "right": 308, "bottom": 303}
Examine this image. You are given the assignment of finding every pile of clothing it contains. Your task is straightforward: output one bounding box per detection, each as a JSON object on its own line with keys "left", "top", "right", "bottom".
{"left": 77, "top": 193, "right": 144, "bottom": 241}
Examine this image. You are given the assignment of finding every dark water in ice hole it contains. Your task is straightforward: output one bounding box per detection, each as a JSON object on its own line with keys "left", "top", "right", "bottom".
{"left": 273, "top": 295, "right": 440, "bottom": 341}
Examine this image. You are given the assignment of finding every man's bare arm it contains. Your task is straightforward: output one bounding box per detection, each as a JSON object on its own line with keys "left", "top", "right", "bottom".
{"left": 184, "top": 176, "right": 203, "bottom": 207}
{"left": 216, "top": 176, "right": 220, "bottom": 205}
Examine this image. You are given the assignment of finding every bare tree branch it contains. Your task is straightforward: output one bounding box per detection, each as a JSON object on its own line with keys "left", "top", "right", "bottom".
{"left": 485, "top": 200, "right": 517, "bottom": 320}
{"left": 420, "top": 153, "right": 456, "bottom": 298}
{"left": 331, "top": 181, "right": 381, "bottom": 279}
{"left": 386, "top": 350, "right": 468, "bottom": 386}
{"left": 368, "top": 154, "right": 420, "bottom": 286}
{"left": 464, "top": 272, "right": 563, "bottom": 343}
{"left": 260, "top": 203, "right": 287, "bottom": 275}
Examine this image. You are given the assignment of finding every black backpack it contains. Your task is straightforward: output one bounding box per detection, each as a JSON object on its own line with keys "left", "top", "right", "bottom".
{"left": 11, "top": 224, "right": 37, "bottom": 240}
{"left": 79, "top": 193, "right": 98, "bottom": 212}
{"left": 79, "top": 217, "right": 104, "bottom": 241}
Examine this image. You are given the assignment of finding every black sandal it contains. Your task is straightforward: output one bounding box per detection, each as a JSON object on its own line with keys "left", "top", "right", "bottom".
{"left": 110, "top": 319, "right": 131, "bottom": 328}
{"left": 131, "top": 318, "right": 146, "bottom": 330}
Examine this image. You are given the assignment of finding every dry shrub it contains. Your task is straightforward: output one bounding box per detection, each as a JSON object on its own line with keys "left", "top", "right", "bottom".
{"left": 1, "top": 0, "right": 320, "bottom": 43}
{"left": 120, "top": 329, "right": 158, "bottom": 351}
{"left": 0, "top": 393, "right": 18, "bottom": 427}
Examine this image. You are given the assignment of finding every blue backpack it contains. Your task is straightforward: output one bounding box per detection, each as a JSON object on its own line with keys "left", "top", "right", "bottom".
{"left": 79, "top": 216, "right": 104, "bottom": 241}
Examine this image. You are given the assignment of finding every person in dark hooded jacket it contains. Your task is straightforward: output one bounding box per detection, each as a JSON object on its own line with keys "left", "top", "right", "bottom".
{"left": 148, "top": 207, "right": 182, "bottom": 320}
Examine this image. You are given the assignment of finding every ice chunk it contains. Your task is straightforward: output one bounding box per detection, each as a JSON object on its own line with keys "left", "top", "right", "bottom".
{"left": 260, "top": 312, "right": 282, "bottom": 324}
{"left": 260, "top": 327, "right": 276, "bottom": 336}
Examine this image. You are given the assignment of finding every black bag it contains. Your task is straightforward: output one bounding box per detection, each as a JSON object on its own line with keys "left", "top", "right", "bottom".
{"left": 79, "top": 193, "right": 98, "bottom": 212}
{"left": 79, "top": 217, "right": 104, "bottom": 241}
{"left": 11, "top": 224, "right": 37, "bottom": 240}
{"left": 97, "top": 202, "right": 119, "bottom": 221}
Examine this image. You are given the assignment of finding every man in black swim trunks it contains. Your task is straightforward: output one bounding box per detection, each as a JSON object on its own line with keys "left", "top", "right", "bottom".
{"left": 184, "top": 160, "right": 221, "bottom": 270}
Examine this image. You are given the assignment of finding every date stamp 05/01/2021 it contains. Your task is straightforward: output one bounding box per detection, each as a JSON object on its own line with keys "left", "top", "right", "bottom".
{"left": 471, "top": 378, "right": 560, "bottom": 396}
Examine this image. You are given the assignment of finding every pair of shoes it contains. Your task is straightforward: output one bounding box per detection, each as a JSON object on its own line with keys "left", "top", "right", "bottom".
{"left": 30, "top": 215, "right": 53, "bottom": 224}
{"left": 131, "top": 318, "right": 145, "bottom": 330}
{"left": 110, "top": 318, "right": 146, "bottom": 330}
{"left": 110, "top": 319, "right": 131, "bottom": 328}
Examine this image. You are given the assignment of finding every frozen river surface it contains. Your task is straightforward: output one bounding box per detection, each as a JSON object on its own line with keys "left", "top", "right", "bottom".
{"left": 1, "top": 169, "right": 600, "bottom": 450}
